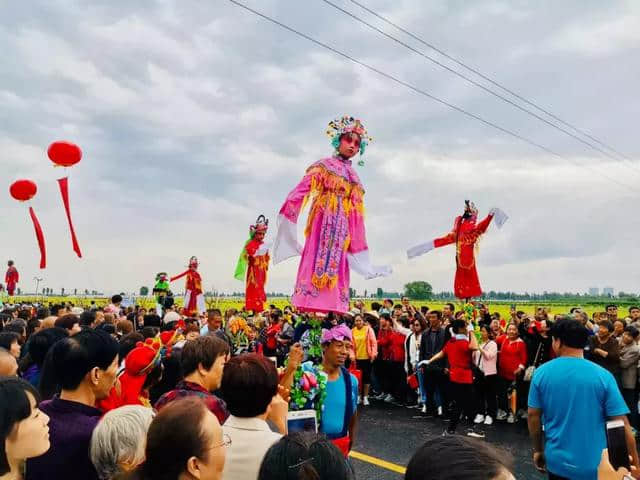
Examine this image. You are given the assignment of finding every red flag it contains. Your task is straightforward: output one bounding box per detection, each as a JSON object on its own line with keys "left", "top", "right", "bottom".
{"left": 28, "top": 207, "right": 46, "bottom": 269}
{"left": 57, "top": 176, "right": 82, "bottom": 258}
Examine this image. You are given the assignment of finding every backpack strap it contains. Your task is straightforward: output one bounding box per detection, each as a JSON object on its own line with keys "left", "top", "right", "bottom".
{"left": 339, "top": 366, "right": 354, "bottom": 438}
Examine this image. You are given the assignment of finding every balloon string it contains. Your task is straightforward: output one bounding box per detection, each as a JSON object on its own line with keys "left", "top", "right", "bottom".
{"left": 28, "top": 206, "right": 47, "bottom": 269}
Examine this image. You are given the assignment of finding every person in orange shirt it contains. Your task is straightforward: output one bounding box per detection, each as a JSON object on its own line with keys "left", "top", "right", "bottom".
{"left": 351, "top": 313, "right": 377, "bottom": 405}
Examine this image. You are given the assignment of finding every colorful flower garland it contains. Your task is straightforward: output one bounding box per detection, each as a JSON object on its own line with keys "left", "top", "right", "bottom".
{"left": 289, "top": 361, "right": 328, "bottom": 420}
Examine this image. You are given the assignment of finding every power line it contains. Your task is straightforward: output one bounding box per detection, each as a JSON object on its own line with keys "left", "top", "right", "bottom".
{"left": 322, "top": 0, "right": 640, "bottom": 177}
{"left": 347, "top": 0, "right": 637, "bottom": 166}
{"left": 226, "top": 0, "right": 636, "bottom": 193}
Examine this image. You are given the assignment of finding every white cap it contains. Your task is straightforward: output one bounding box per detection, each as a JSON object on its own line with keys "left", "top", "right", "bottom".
{"left": 163, "top": 311, "right": 181, "bottom": 324}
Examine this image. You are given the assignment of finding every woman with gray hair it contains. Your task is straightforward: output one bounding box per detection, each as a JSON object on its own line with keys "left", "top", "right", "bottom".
{"left": 90, "top": 405, "right": 154, "bottom": 479}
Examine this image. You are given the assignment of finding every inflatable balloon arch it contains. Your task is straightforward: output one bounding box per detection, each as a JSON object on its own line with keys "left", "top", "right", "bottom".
{"left": 8, "top": 141, "right": 83, "bottom": 270}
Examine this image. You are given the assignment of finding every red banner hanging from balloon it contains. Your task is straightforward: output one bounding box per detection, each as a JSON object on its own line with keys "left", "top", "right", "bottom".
{"left": 29, "top": 206, "right": 47, "bottom": 269}
{"left": 9, "top": 179, "right": 46, "bottom": 269}
{"left": 57, "top": 176, "right": 82, "bottom": 258}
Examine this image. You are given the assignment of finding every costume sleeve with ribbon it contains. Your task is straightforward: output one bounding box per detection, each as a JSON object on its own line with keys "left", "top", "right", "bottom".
{"left": 272, "top": 174, "right": 311, "bottom": 264}
{"left": 407, "top": 207, "right": 508, "bottom": 300}
{"left": 407, "top": 207, "right": 508, "bottom": 259}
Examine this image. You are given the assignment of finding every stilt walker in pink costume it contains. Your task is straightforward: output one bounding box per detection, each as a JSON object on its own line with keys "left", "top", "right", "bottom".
{"left": 273, "top": 116, "right": 391, "bottom": 314}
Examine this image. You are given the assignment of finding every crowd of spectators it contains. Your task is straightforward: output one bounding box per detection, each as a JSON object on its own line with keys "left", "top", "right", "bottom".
{"left": 0, "top": 295, "right": 638, "bottom": 479}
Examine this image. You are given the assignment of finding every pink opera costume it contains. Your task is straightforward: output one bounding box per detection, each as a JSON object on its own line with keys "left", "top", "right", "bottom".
{"left": 273, "top": 116, "right": 391, "bottom": 314}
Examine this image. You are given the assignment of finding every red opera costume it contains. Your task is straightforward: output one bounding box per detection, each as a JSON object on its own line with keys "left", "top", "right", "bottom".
{"left": 5, "top": 263, "right": 19, "bottom": 296}
{"left": 408, "top": 201, "right": 508, "bottom": 300}
{"left": 171, "top": 256, "right": 204, "bottom": 316}
{"left": 235, "top": 216, "right": 270, "bottom": 313}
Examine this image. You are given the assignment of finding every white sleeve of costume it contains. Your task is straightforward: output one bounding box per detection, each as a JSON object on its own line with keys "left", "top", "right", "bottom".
{"left": 256, "top": 240, "right": 272, "bottom": 256}
{"left": 347, "top": 250, "right": 392, "bottom": 280}
{"left": 273, "top": 215, "right": 303, "bottom": 264}
{"left": 489, "top": 207, "right": 508, "bottom": 229}
{"left": 407, "top": 239, "right": 435, "bottom": 259}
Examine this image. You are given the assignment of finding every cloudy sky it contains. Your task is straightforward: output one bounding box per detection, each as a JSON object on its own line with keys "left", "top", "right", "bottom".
{"left": 1, "top": 0, "right": 639, "bottom": 297}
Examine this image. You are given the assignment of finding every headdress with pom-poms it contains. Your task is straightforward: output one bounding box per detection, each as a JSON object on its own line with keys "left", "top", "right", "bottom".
{"left": 463, "top": 200, "right": 478, "bottom": 219}
{"left": 326, "top": 115, "right": 373, "bottom": 166}
{"left": 250, "top": 215, "right": 269, "bottom": 237}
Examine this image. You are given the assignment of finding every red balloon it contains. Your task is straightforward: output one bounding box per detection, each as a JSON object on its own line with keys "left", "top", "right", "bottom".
{"left": 48, "top": 141, "right": 82, "bottom": 167}
{"left": 9, "top": 179, "right": 37, "bottom": 202}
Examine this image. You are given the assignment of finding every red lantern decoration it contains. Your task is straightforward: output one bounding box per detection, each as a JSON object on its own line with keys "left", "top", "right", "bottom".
{"left": 9, "top": 179, "right": 46, "bottom": 269}
{"left": 47, "top": 141, "right": 82, "bottom": 167}
{"left": 48, "top": 140, "right": 83, "bottom": 258}
{"left": 9, "top": 179, "right": 37, "bottom": 202}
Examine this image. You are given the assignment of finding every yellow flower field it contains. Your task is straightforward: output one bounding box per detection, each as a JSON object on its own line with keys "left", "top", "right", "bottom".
{"left": 2, "top": 295, "right": 626, "bottom": 318}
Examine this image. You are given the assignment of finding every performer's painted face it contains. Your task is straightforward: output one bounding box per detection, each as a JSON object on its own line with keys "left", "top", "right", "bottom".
{"left": 338, "top": 133, "right": 361, "bottom": 158}
{"left": 255, "top": 230, "right": 266, "bottom": 242}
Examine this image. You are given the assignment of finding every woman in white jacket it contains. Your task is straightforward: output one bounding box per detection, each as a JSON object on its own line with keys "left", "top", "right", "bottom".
{"left": 405, "top": 315, "right": 428, "bottom": 409}
{"left": 472, "top": 324, "right": 498, "bottom": 425}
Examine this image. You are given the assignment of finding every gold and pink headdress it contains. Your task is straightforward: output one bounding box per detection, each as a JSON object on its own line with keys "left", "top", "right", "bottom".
{"left": 326, "top": 115, "right": 373, "bottom": 165}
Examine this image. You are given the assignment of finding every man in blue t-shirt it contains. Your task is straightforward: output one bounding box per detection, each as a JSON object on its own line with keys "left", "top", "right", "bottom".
{"left": 320, "top": 324, "right": 359, "bottom": 457}
{"left": 528, "top": 317, "right": 638, "bottom": 480}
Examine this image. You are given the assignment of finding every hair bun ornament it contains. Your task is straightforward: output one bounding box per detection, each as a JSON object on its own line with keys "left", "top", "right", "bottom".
{"left": 326, "top": 115, "right": 372, "bottom": 162}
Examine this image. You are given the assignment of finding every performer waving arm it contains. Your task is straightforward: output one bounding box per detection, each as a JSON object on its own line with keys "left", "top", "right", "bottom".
{"left": 273, "top": 173, "right": 313, "bottom": 264}
{"left": 169, "top": 270, "right": 189, "bottom": 283}
{"left": 407, "top": 224, "right": 457, "bottom": 260}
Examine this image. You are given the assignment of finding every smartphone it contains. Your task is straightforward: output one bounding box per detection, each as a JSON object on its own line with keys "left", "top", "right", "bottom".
{"left": 287, "top": 410, "right": 318, "bottom": 433}
{"left": 606, "top": 419, "right": 630, "bottom": 470}
{"left": 510, "top": 304, "right": 516, "bottom": 311}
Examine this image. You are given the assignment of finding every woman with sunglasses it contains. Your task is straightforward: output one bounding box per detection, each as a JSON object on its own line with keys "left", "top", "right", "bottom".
{"left": 405, "top": 315, "right": 428, "bottom": 411}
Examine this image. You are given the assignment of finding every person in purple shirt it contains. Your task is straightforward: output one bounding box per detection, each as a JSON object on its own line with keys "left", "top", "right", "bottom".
{"left": 26, "top": 329, "right": 119, "bottom": 480}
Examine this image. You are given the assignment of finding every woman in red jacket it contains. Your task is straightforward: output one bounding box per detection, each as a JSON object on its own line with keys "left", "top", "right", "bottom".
{"left": 377, "top": 313, "right": 406, "bottom": 405}
{"left": 496, "top": 323, "right": 527, "bottom": 424}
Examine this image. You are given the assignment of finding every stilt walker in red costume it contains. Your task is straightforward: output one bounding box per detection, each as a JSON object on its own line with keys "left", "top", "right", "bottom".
{"left": 234, "top": 215, "right": 270, "bottom": 313}
{"left": 170, "top": 256, "right": 204, "bottom": 316}
{"left": 407, "top": 201, "right": 508, "bottom": 301}
{"left": 5, "top": 261, "right": 19, "bottom": 297}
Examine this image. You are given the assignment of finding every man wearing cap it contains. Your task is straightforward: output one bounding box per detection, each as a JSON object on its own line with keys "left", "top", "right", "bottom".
{"left": 320, "top": 324, "right": 359, "bottom": 457}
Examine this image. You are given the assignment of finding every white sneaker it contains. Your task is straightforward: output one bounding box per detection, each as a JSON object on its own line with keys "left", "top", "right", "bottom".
{"left": 363, "top": 396, "right": 370, "bottom": 406}
{"left": 496, "top": 409, "right": 507, "bottom": 421}
{"left": 421, "top": 404, "right": 427, "bottom": 413}
{"left": 507, "top": 413, "right": 515, "bottom": 424}
{"left": 474, "top": 414, "right": 485, "bottom": 424}
{"left": 466, "top": 428, "right": 486, "bottom": 439}
{"left": 484, "top": 416, "right": 493, "bottom": 425}
{"left": 519, "top": 410, "right": 528, "bottom": 419}
{"left": 384, "top": 394, "right": 394, "bottom": 403}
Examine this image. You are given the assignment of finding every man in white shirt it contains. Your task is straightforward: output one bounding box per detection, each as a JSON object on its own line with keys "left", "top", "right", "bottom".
{"left": 220, "top": 354, "right": 288, "bottom": 480}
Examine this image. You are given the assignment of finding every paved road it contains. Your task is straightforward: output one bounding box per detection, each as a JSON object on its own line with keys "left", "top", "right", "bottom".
{"left": 350, "top": 400, "right": 542, "bottom": 479}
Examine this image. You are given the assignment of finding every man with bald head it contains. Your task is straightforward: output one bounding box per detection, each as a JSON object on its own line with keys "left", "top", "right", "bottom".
{"left": 0, "top": 347, "right": 18, "bottom": 376}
